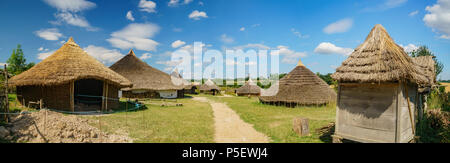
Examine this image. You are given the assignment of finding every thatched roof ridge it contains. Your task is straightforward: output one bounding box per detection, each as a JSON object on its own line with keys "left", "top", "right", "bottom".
{"left": 331, "top": 24, "right": 429, "bottom": 85}
{"left": 199, "top": 79, "right": 220, "bottom": 91}
{"left": 236, "top": 79, "right": 261, "bottom": 95}
{"left": 110, "top": 50, "right": 184, "bottom": 91}
{"left": 9, "top": 37, "right": 132, "bottom": 88}
{"left": 411, "top": 56, "right": 435, "bottom": 86}
{"left": 259, "top": 60, "right": 337, "bottom": 105}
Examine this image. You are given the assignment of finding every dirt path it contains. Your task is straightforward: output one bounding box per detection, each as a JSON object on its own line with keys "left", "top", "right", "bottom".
{"left": 193, "top": 97, "right": 270, "bottom": 143}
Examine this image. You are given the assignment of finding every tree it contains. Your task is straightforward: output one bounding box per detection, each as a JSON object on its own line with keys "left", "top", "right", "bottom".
{"left": 7, "top": 44, "right": 35, "bottom": 76}
{"left": 316, "top": 72, "right": 334, "bottom": 85}
{"left": 409, "top": 46, "right": 444, "bottom": 77}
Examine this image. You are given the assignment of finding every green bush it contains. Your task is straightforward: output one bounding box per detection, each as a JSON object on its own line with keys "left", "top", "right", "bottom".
{"left": 417, "top": 109, "right": 450, "bottom": 143}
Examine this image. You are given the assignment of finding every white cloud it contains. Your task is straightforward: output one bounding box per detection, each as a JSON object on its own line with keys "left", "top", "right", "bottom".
{"left": 157, "top": 60, "right": 182, "bottom": 67}
{"left": 189, "top": 10, "right": 208, "bottom": 20}
{"left": 276, "top": 46, "right": 308, "bottom": 64}
{"left": 139, "top": 0, "right": 157, "bottom": 13}
{"left": 107, "top": 23, "right": 160, "bottom": 51}
{"left": 43, "top": 0, "right": 96, "bottom": 12}
{"left": 0, "top": 63, "right": 7, "bottom": 67}
{"left": 409, "top": 10, "right": 419, "bottom": 17}
{"left": 184, "top": 0, "right": 193, "bottom": 4}
{"left": 171, "top": 40, "right": 186, "bottom": 48}
{"left": 240, "top": 27, "right": 246, "bottom": 31}
{"left": 38, "top": 50, "right": 56, "bottom": 60}
{"left": 233, "top": 44, "right": 271, "bottom": 50}
{"left": 314, "top": 42, "right": 354, "bottom": 56}
{"left": 323, "top": 18, "right": 353, "bottom": 34}
{"left": 34, "top": 28, "right": 63, "bottom": 41}
{"left": 423, "top": 0, "right": 450, "bottom": 39}
{"left": 140, "top": 53, "right": 152, "bottom": 60}
{"left": 169, "top": 0, "right": 193, "bottom": 7}
{"left": 44, "top": 0, "right": 97, "bottom": 31}
{"left": 38, "top": 47, "right": 49, "bottom": 52}
{"left": 384, "top": 0, "right": 408, "bottom": 9}
{"left": 220, "top": 34, "right": 234, "bottom": 44}
{"left": 400, "top": 44, "right": 419, "bottom": 53}
{"left": 83, "top": 45, "right": 124, "bottom": 65}
{"left": 173, "top": 28, "right": 183, "bottom": 32}
{"left": 291, "top": 28, "right": 309, "bottom": 39}
{"left": 126, "top": 11, "right": 135, "bottom": 21}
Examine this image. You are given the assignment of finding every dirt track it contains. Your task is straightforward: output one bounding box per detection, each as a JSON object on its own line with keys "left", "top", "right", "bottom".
{"left": 193, "top": 97, "right": 270, "bottom": 143}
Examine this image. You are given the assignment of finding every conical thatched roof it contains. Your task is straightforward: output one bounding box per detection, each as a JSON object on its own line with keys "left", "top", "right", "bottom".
{"left": 110, "top": 50, "right": 184, "bottom": 91}
{"left": 411, "top": 56, "right": 436, "bottom": 86}
{"left": 331, "top": 24, "right": 429, "bottom": 85}
{"left": 9, "top": 37, "right": 132, "bottom": 88}
{"left": 236, "top": 78, "right": 261, "bottom": 95}
{"left": 170, "top": 69, "right": 194, "bottom": 89}
{"left": 259, "top": 59, "right": 337, "bottom": 105}
{"left": 199, "top": 79, "right": 220, "bottom": 91}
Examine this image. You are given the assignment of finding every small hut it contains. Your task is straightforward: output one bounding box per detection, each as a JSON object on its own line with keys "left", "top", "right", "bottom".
{"left": 110, "top": 50, "right": 184, "bottom": 99}
{"left": 199, "top": 79, "right": 221, "bottom": 95}
{"left": 236, "top": 78, "right": 261, "bottom": 96}
{"left": 331, "top": 24, "right": 433, "bottom": 143}
{"left": 259, "top": 59, "right": 337, "bottom": 107}
{"left": 8, "top": 38, "right": 132, "bottom": 112}
{"left": 170, "top": 70, "right": 198, "bottom": 94}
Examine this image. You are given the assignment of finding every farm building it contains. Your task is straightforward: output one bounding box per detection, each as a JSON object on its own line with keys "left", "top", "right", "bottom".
{"left": 259, "top": 59, "right": 337, "bottom": 107}
{"left": 236, "top": 78, "right": 261, "bottom": 96}
{"left": 199, "top": 79, "right": 221, "bottom": 95}
{"left": 170, "top": 70, "right": 198, "bottom": 94}
{"left": 8, "top": 37, "right": 132, "bottom": 112}
{"left": 331, "top": 24, "right": 434, "bottom": 143}
{"left": 110, "top": 50, "right": 184, "bottom": 99}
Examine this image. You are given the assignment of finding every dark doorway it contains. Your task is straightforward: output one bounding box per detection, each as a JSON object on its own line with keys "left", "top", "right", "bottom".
{"left": 74, "top": 79, "right": 103, "bottom": 112}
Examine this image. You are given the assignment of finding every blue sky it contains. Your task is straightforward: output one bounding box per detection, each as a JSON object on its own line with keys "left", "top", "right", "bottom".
{"left": 0, "top": 0, "right": 449, "bottom": 80}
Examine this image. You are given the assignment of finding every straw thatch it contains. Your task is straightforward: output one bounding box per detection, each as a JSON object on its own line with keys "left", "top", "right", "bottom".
{"left": 236, "top": 78, "right": 261, "bottom": 96}
{"left": 331, "top": 24, "right": 429, "bottom": 85}
{"left": 411, "top": 56, "right": 436, "bottom": 86}
{"left": 259, "top": 60, "right": 337, "bottom": 105}
{"left": 9, "top": 37, "right": 132, "bottom": 88}
{"left": 110, "top": 50, "right": 184, "bottom": 91}
{"left": 170, "top": 69, "right": 194, "bottom": 89}
{"left": 199, "top": 79, "right": 220, "bottom": 92}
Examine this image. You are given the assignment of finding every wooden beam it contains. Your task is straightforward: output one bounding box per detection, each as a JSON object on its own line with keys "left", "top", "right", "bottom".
{"left": 102, "top": 81, "right": 106, "bottom": 112}
{"left": 70, "top": 81, "right": 74, "bottom": 112}
{"left": 105, "top": 83, "right": 109, "bottom": 111}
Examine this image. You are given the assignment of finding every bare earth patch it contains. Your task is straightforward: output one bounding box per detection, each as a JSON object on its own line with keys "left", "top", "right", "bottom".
{"left": 193, "top": 97, "right": 270, "bottom": 143}
{"left": 1, "top": 110, "right": 132, "bottom": 143}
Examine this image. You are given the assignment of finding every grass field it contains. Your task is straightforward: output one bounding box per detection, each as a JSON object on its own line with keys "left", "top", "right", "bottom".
{"left": 208, "top": 95, "right": 336, "bottom": 143}
{"left": 85, "top": 97, "right": 215, "bottom": 143}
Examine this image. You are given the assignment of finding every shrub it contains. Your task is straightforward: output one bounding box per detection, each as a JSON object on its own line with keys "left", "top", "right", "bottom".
{"left": 417, "top": 109, "right": 450, "bottom": 143}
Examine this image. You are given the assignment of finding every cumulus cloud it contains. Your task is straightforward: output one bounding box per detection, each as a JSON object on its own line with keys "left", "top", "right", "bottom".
{"left": 400, "top": 44, "right": 419, "bottom": 53}
{"left": 240, "top": 27, "right": 245, "bottom": 31}
{"left": 83, "top": 45, "right": 124, "bottom": 65}
{"left": 34, "top": 28, "right": 63, "bottom": 41}
{"left": 189, "top": 10, "right": 208, "bottom": 20}
{"left": 314, "top": 42, "right": 354, "bottom": 56}
{"left": 220, "top": 34, "right": 234, "bottom": 44}
{"left": 38, "top": 50, "right": 56, "bottom": 60}
{"left": 140, "top": 53, "right": 152, "bottom": 60}
{"left": 139, "top": 0, "right": 157, "bottom": 13}
{"left": 276, "top": 46, "right": 308, "bottom": 64}
{"left": 44, "top": 0, "right": 97, "bottom": 31}
{"left": 171, "top": 40, "right": 186, "bottom": 48}
{"left": 169, "top": 0, "right": 193, "bottom": 7}
{"left": 107, "top": 23, "right": 160, "bottom": 51}
{"left": 423, "top": 0, "right": 450, "bottom": 39}
{"left": 323, "top": 18, "right": 353, "bottom": 34}
{"left": 38, "top": 47, "right": 49, "bottom": 52}
{"left": 126, "top": 11, "right": 135, "bottom": 21}
{"left": 384, "top": 0, "right": 408, "bottom": 9}
{"left": 409, "top": 10, "right": 419, "bottom": 17}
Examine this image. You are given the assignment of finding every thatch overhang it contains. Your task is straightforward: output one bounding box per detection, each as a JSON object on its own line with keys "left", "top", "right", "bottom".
{"left": 9, "top": 37, "right": 132, "bottom": 88}
{"left": 259, "top": 60, "right": 337, "bottom": 105}
{"left": 170, "top": 69, "right": 195, "bottom": 89}
{"left": 411, "top": 56, "right": 436, "bottom": 86}
{"left": 110, "top": 50, "right": 184, "bottom": 91}
{"left": 331, "top": 24, "right": 429, "bottom": 85}
{"left": 236, "top": 78, "right": 261, "bottom": 95}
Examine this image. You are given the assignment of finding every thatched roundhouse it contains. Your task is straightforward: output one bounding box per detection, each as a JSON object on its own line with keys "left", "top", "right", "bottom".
{"left": 331, "top": 24, "right": 434, "bottom": 143}
{"left": 9, "top": 37, "right": 132, "bottom": 112}
{"left": 110, "top": 50, "right": 184, "bottom": 99}
{"left": 236, "top": 78, "right": 261, "bottom": 96}
{"left": 170, "top": 70, "right": 198, "bottom": 94}
{"left": 199, "top": 79, "right": 221, "bottom": 95}
{"left": 259, "top": 59, "right": 337, "bottom": 107}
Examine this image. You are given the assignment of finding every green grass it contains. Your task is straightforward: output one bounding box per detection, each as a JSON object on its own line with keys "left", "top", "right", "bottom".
{"left": 207, "top": 96, "right": 336, "bottom": 143}
{"left": 85, "top": 97, "right": 215, "bottom": 143}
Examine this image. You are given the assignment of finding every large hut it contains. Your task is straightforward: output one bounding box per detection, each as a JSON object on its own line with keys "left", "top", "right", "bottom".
{"left": 170, "top": 70, "right": 198, "bottom": 94}
{"left": 331, "top": 24, "right": 434, "bottom": 143}
{"left": 199, "top": 79, "right": 221, "bottom": 95}
{"left": 236, "top": 78, "right": 261, "bottom": 96}
{"left": 259, "top": 59, "right": 337, "bottom": 107}
{"left": 8, "top": 38, "right": 132, "bottom": 112}
{"left": 110, "top": 50, "right": 184, "bottom": 99}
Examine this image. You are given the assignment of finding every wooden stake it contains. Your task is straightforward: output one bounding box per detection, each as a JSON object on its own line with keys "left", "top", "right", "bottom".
{"left": 404, "top": 83, "right": 415, "bottom": 135}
